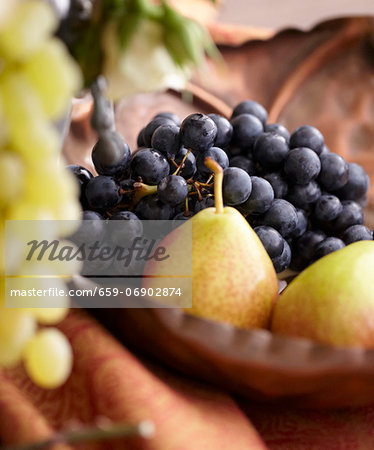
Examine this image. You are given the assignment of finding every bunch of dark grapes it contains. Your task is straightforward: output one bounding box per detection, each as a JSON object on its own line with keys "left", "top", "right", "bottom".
{"left": 67, "top": 99, "right": 373, "bottom": 275}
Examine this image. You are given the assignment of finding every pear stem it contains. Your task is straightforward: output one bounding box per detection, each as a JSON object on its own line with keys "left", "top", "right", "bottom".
{"left": 204, "top": 157, "right": 224, "bottom": 214}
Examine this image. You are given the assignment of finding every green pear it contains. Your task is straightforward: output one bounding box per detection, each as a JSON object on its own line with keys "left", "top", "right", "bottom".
{"left": 271, "top": 241, "right": 374, "bottom": 347}
{"left": 143, "top": 158, "right": 279, "bottom": 329}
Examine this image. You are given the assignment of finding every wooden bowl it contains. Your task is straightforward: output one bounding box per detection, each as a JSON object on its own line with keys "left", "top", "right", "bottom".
{"left": 64, "top": 17, "right": 374, "bottom": 409}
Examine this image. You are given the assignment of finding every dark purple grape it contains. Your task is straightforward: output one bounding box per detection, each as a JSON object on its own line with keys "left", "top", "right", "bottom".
{"left": 110, "top": 211, "right": 139, "bottom": 220}
{"left": 246, "top": 214, "right": 263, "bottom": 228}
{"left": 231, "top": 100, "right": 268, "bottom": 125}
{"left": 229, "top": 155, "right": 256, "bottom": 174}
{"left": 313, "top": 237, "right": 345, "bottom": 260}
{"left": 119, "top": 179, "right": 136, "bottom": 203}
{"left": 179, "top": 113, "right": 217, "bottom": 153}
{"left": 222, "top": 167, "right": 252, "bottom": 206}
{"left": 254, "top": 225, "right": 284, "bottom": 258}
{"left": 342, "top": 224, "right": 373, "bottom": 244}
{"left": 264, "top": 123, "right": 290, "bottom": 144}
{"left": 286, "top": 181, "right": 321, "bottom": 209}
{"left": 172, "top": 211, "right": 194, "bottom": 227}
{"left": 85, "top": 176, "right": 121, "bottom": 211}
{"left": 357, "top": 195, "right": 368, "bottom": 208}
{"left": 295, "top": 230, "right": 326, "bottom": 261}
{"left": 194, "top": 197, "right": 215, "bottom": 213}
{"left": 289, "top": 208, "right": 308, "bottom": 239}
{"left": 68, "top": 164, "right": 93, "bottom": 186}
{"left": 143, "top": 116, "right": 175, "bottom": 147}
{"left": 263, "top": 173, "right": 288, "bottom": 198}
{"left": 320, "top": 145, "right": 330, "bottom": 155}
{"left": 134, "top": 194, "right": 174, "bottom": 220}
{"left": 313, "top": 194, "right": 342, "bottom": 222}
{"left": 252, "top": 132, "right": 289, "bottom": 170}
{"left": 261, "top": 199, "right": 298, "bottom": 238}
{"left": 92, "top": 131, "right": 131, "bottom": 178}
{"left": 290, "top": 229, "right": 326, "bottom": 271}
{"left": 109, "top": 211, "right": 143, "bottom": 245}
{"left": 130, "top": 148, "right": 170, "bottom": 185}
{"left": 173, "top": 195, "right": 195, "bottom": 214}
{"left": 333, "top": 163, "right": 369, "bottom": 201}
{"left": 171, "top": 147, "right": 197, "bottom": 179}
{"left": 272, "top": 239, "right": 291, "bottom": 273}
{"left": 318, "top": 153, "right": 349, "bottom": 191}
{"left": 70, "top": 210, "right": 104, "bottom": 245}
{"left": 110, "top": 247, "right": 145, "bottom": 277}
{"left": 137, "top": 127, "right": 146, "bottom": 147}
{"left": 193, "top": 171, "right": 212, "bottom": 183}
{"left": 238, "top": 176, "right": 274, "bottom": 215}
{"left": 332, "top": 200, "right": 364, "bottom": 232}
{"left": 82, "top": 210, "right": 103, "bottom": 220}
{"left": 157, "top": 175, "right": 188, "bottom": 207}
{"left": 81, "top": 253, "right": 114, "bottom": 277}
{"left": 284, "top": 147, "right": 321, "bottom": 184}
{"left": 230, "top": 114, "right": 263, "bottom": 150}
{"left": 173, "top": 210, "right": 194, "bottom": 220}
{"left": 208, "top": 113, "right": 233, "bottom": 149}
{"left": 289, "top": 125, "right": 324, "bottom": 155}
{"left": 151, "top": 123, "right": 180, "bottom": 159}
{"left": 153, "top": 111, "right": 181, "bottom": 126}
{"left": 197, "top": 147, "right": 229, "bottom": 176}
{"left": 67, "top": 164, "right": 93, "bottom": 208}
{"left": 227, "top": 145, "right": 243, "bottom": 158}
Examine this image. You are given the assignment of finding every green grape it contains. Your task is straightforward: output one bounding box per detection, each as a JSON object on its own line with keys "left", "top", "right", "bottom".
{"left": 24, "top": 159, "right": 78, "bottom": 207}
{"left": 0, "top": 0, "right": 57, "bottom": 61}
{"left": 23, "top": 328, "right": 72, "bottom": 389}
{"left": 53, "top": 200, "right": 82, "bottom": 236}
{"left": 6, "top": 202, "right": 56, "bottom": 221}
{"left": 0, "top": 221, "right": 4, "bottom": 273}
{"left": 22, "top": 38, "right": 82, "bottom": 119}
{"left": 0, "top": 102, "right": 7, "bottom": 146}
{"left": 0, "top": 0, "right": 81, "bottom": 388}
{"left": 28, "top": 307, "right": 69, "bottom": 325}
{"left": 4, "top": 276, "right": 69, "bottom": 324}
{"left": 0, "top": 2, "right": 17, "bottom": 30}
{"left": 17, "top": 242, "right": 82, "bottom": 277}
{"left": 0, "top": 307, "right": 36, "bottom": 367}
{"left": 0, "top": 72, "right": 60, "bottom": 158}
{"left": 0, "top": 151, "right": 23, "bottom": 207}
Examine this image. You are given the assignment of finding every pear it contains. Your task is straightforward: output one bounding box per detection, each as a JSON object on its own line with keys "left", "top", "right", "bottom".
{"left": 143, "top": 158, "right": 279, "bottom": 329}
{"left": 271, "top": 241, "right": 374, "bottom": 347}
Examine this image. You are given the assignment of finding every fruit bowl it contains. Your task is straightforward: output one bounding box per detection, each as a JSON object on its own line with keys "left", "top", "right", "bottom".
{"left": 64, "top": 17, "right": 374, "bottom": 409}
{"left": 92, "top": 302, "right": 374, "bottom": 409}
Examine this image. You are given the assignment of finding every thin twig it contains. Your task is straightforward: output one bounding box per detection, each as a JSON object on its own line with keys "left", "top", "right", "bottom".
{"left": 1, "top": 420, "right": 155, "bottom": 450}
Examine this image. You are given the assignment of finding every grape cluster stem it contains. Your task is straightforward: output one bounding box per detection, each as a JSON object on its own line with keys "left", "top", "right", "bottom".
{"left": 1, "top": 420, "right": 155, "bottom": 450}
{"left": 172, "top": 149, "right": 191, "bottom": 176}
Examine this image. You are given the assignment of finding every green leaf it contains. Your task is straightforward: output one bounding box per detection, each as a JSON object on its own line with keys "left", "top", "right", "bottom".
{"left": 161, "top": 2, "right": 220, "bottom": 69}
{"left": 116, "top": 11, "right": 143, "bottom": 49}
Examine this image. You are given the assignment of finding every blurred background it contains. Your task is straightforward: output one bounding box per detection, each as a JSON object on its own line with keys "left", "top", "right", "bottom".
{"left": 217, "top": 0, "right": 374, "bottom": 28}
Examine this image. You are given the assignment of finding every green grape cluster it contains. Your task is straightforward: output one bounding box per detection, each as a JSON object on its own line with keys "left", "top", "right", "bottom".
{"left": 0, "top": 0, "right": 82, "bottom": 388}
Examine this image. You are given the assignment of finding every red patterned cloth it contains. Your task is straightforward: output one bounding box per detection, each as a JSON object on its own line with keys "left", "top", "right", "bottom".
{"left": 0, "top": 311, "right": 265, "bottom": 450}
{"left": 1, "top": 310, "right": 374, "bottom": 449}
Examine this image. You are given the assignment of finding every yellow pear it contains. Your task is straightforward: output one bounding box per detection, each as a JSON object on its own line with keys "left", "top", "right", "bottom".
{"left": 271, "top": 241, "right": 374, "bottom": 347}
{"left": 143, "top": 158, "right": 279, "bottom": 329}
